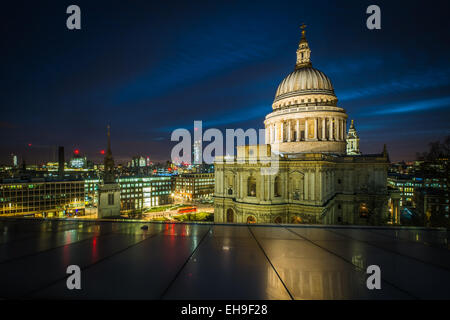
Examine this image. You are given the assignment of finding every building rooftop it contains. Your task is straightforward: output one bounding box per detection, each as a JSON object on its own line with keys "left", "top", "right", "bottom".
{"left": 0, "top": 219, "right": 449, "bottom": 299}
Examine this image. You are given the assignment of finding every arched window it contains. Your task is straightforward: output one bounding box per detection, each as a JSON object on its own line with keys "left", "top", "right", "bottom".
{"left": 248, "top": 176, "right": 256, "bottom": 197}
{"left": 291, "top": 216, "right": 303, "bottom": 224}
{"left": 227, "top": 188, "right": 233, "bottom": 195}
{"left": 359, "top": 203, "right": 369, "bottom": 218}
{"left": 274, "top": 176, "right": 281, "bottom": 197}
{"left": 247, "top": 216, "right": 256, "bottom": 224}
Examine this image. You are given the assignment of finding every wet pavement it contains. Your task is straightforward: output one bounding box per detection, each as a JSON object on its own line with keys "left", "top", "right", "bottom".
{"left": 0, "top": 219, "right": 449, "bottom": 299}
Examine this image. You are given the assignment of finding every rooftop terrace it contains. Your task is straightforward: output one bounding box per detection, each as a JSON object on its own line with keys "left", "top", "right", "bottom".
{"left": 0, "top": 219, "right": 449, "bottom": 299}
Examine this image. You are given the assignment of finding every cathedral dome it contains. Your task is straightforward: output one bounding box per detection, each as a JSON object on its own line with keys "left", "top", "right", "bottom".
{"left": 264, "top": 25, "right": 348, "bottom": 156}
{"left": 274, "top": 67, "right": 335, "bottom": 101}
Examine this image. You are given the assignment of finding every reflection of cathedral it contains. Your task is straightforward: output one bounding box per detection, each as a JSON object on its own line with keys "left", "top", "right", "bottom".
{"left": 214, "top": 27, "right": 400, "bottom": 225}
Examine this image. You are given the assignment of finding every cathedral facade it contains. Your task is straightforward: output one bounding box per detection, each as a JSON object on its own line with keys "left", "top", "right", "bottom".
{"left": 213, "top": 28, "right": 400, "bottom": 225}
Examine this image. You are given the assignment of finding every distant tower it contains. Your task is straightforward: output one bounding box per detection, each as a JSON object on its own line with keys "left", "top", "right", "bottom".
{"left": 382, "top": 144, "right": 390, "bottom": 162}
{"left": 193, "top": 140, "right": 202, "bottom": 165}
{"left": 11, "top": 154, "right": 18, "bottom": 167}
{"left": 98, "top": 124, "right": 121, "bottom": 218}
{"left": 346, "top": 120, "right": 361, "bottom": 155}
{"left": 103, "top": 125, "right": 115, "bottom": 183}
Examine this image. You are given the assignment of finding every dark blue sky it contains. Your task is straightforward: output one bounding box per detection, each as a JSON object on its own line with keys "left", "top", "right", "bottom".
{"left": 1, "top": 0, "right": 450, "bottom": 164}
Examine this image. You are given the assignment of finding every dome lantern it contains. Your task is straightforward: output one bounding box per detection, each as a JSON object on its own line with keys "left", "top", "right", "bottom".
{"left": 296, "top": 24, "right": 312, "bottom": 69}
{"left": 273, "top": 25, "right": 336, "bottom": 107}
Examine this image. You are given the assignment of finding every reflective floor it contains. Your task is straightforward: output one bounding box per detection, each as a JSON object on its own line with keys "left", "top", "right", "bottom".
{"left": 0, "top": 219, "right": 449, "bottom": 299}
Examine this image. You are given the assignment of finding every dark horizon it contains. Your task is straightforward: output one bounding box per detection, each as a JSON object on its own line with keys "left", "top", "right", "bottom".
{"left": 1, "top": 0, "right": 450, "bottom": 165}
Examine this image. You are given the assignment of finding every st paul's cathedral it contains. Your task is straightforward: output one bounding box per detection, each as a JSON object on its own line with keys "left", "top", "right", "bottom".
{"left": 213, "top": 27, "right": 400, "bottom": 225}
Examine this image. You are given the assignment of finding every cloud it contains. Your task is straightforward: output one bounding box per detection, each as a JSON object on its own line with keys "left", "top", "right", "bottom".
{"left": 323, "top": 57, "right": 384, "bottom": 76}
{"left": 112, "top": 23, "right": 284, "bottom": 106}
{"left": 158, "top": 104, "right": 268, "bottom": 132}
{"left": 360, "top": 96, "right": 450, "bottom": 116}
{"left": 338, "top": 67, "right": 450, "bottom": 101}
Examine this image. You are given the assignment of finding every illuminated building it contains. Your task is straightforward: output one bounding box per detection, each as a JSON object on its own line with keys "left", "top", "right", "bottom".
{"left": 12, "top": 154, "right": 18, "bottom": 167}
{"left": 214, "top": 27, "right": 400, "bottom": 225}
{"left": 193, "top": 140, "right": 202, "bottom": 164}
{"left": 69, "top": 156, "right": 87, "bottom": 169}
{"left": 130, "top": 156, "right": 147, "bottom": 168}
{"left": 84, "top": 176, "right": 173, "bottom": 213}
{"left": 0, "top": 179, "right": 85, "bottom": 217}
{"left": 414, "top": 188, "right": 449, "bottom": 227}
{"left": 153, "top": 167, "right": 174, "bottom": 176}
{"left": 388, "top": 172, "right": 448, "bottom": 210}
{"left": 119, "top": 176, "right": 172, "bottom": 212}
{"left": 175, "top": 173, "right": 214, "bottom": 201}
{"left": 84, "top": 178, "right": 100, "bottom": 207}
{"left": 387, "top": 174, "right": 419, "bottom": 208}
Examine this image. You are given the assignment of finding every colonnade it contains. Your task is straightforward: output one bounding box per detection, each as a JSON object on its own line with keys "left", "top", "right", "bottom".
{"left": 266, "top": 117, "right": 346, "bottom": 143}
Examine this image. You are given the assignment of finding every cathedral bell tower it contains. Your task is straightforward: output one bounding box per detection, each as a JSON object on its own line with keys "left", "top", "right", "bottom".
{"left": 346, "top": 120, "right": 361, "bottom": 155}
{"left": 296, "top": 24, "right": 312, "bottom": 68}
{"left": 98, "top": 124, "right": 121, "bottom": 218}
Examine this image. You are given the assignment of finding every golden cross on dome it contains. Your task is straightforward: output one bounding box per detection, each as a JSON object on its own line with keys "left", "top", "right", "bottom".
{"left": 300, "top": 23, "right": 307, "bottom": 37}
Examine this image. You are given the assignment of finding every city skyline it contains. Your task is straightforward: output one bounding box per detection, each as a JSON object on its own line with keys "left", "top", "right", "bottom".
{"left": 0, "top": 2, "right": 449, "bottom": 302}
{"left": 1, "top": 1, "right": 450, "bottom": 164}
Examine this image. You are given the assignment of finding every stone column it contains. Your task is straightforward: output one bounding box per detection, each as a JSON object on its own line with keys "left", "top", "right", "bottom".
{"left": 329, "top": 118, "right": 334, "bottom": 140}
{"left": 337, "top": 119, "right": 341, "bottom": 140}
{"left": 287, "top": 121, "right": 291, "bottom": 142}
{"left": 280, "top": 121, "right": 284, "bottom": 142}
{"left": 265, "top": 125, "right": 269, "bottom": 144}
{"left": 296, "top": 119, "right": 300, "bottom": 141}
{"left": 274, "top": 124, "right": 277, "bottom": 143}
{"left": 322, "top": 118, "right": 326, "bottom": 141}
{"left": 269, "top": 125, "right": 272, "bottom": 143}
{"left": 335, "top": 119, "right": 339, "bottom": 141}
{"left": 305, "top": 118, "right": 309, "bottom": 141}
{"left": 344, "top": 119, "right": 347, "bottom": 139}
{"left": 336, "top": 118, "right": 339, "bottom": 140}
{"left": 313, "top": 118, "right": 318, "bottom": 140}
{"left": 334, "top": 118, "right": 338, "bottom": 140}
{"left": 337, "top": 119, "right": 341, "bottom": 141}
{"left": 332, "top": 118, "right": 336, "bottom": 140}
